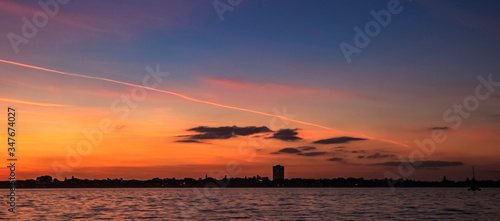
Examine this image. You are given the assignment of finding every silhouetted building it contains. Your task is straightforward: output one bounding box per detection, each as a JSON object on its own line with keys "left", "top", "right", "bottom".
{"left": 2, "top": 175, "right": 500, "bottom": 188}
{"left": 36, "top": 175, "right": 53, "bottom": 187}
{"left": 273, "top": 165, "right": 284, "bottom": 181}
{"left": 36, "top": 175, "right": 52, "bottom": 182}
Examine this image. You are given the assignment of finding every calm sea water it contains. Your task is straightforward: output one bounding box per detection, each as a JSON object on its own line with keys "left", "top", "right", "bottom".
{"left": 2, "top": 188, "right": 499, "bottom": 220}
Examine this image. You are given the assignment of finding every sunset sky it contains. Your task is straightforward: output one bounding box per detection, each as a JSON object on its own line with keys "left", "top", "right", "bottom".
{"left": 1, "top": 0, "right": 499, "bottom": 181}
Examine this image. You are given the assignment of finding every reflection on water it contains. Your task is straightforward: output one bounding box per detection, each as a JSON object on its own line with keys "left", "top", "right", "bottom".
{"left": 1, "top": 188, "right": 499, "bottom": 220}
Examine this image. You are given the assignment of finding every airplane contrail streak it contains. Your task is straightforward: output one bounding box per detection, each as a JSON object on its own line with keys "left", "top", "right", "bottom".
{"left": 0, "top": 97, "right": 66, "bottom": 107}
{"left": 0, "top": 58, "right": 408, "bottom": 147}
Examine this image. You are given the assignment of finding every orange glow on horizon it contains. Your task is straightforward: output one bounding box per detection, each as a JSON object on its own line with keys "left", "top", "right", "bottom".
{"left": 0, "top": 58, "right": 408, "bottom": 148}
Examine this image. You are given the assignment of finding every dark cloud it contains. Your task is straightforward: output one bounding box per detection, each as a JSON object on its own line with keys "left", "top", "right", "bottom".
{"left": 186, "top": 126, "right": 271, "bottom": 140}
{"left": 375, "top": 160, "right": 463, "bottom": 167}
{"left": 298, "top": 146, "right": 316, "bottom": 151}
{"left": 432, "top": 127, "right": 449, "bottom": 130}
{"left": 270, "top": 129, "right": 302, "bottom": 141}
{"left": 335, "top": 147, "right": 346, "bottom": 152}
{"left": 327, "top": 157, "right": 343, "bottom": 162}
{"left": 272, "top": 147, "right": 301, "bottom": 154}
{"left": 313, "top": 136, "right": 367, "bottom": 144}
{"left": 366, "top": 152, "right": 395, "bottom": 159}
{"left": 176, "top": 139, "right": 203, "bottom": 143}
{"left": 375, "top": 161, "right": 406, "bottom": 166}
{"left": 272, "top": 147, "right": 325, "bottom": 157}
{"left": 352, "top": 150, "right": 367, "bottom": 153}
{"left": 298, "top": 152, "right": 327, "bottom": 157}
{"left": 357, "top": 155, "right": 365, "bottom": 159}
{"left": 415, "top": 161, "right": 464, "bottom": 167}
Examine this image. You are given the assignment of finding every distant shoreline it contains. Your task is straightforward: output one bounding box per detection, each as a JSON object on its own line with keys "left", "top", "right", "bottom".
{"left": 2, "top": 175, "right": 499, "bottom": 188}
{"left": 3, "top": 187, "right": 500, "bottom": 189}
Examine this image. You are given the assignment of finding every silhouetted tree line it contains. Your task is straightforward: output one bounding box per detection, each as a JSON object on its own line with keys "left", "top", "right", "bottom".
{"left": 2, "top": 175, "right": 500, "bottom": 188}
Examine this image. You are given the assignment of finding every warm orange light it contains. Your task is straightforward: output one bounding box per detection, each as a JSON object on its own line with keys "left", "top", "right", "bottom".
{"left": 0, "top": 97, "right": 65, "bottom": 107}
{"left": 0, "top": 58, "right": 408, "bottom": 147}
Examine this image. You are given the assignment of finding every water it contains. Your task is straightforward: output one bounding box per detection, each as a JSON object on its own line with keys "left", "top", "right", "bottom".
{"left": 2, "top": 188, "right": 499, "bottom": 220}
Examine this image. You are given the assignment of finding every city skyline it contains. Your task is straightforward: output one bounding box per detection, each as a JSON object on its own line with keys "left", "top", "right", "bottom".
{"left": 1, "top": 0, "right": 500, "bottom": 182}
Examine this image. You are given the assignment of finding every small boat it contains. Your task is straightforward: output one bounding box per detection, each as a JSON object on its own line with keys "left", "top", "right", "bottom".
{"left": 467, "top": 166, "right": 481, "bottom": 191}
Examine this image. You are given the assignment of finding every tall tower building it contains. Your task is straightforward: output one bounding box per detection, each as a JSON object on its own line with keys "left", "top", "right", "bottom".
{"left": 273, "top": 164, "right": 284, "bottom": 181}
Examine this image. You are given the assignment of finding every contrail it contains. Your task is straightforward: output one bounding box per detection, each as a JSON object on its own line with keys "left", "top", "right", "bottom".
{"left": 0, "top": 97, "right": 66, "bottom": 107}
{"left": 0, "top": 58, "right": 408, "bottom": 147}
{"left": 0, "top": 59, "right": 334, "bottom": 130}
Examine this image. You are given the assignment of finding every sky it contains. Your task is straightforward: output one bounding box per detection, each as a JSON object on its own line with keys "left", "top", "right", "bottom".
{"left": 1, "top": 0, "right": 499, "bottom": 181}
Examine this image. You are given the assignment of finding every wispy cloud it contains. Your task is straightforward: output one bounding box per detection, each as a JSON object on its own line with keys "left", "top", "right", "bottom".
{"left": 351, "top": 150, "right": 366, "bottom": 153}
{"left": 185, "top": 126, "right": 271, "bottom": 140}
{"left": 269, "top": 129, "right": 302, "bottom": 141}
{"left": 0, "top": 97, "right": 66, "bottom": 107}
{"left": 272, "top": 147, "right": 301, "bottom": 154}
{"left": 299, "top": 152, "right": 327, "bottom": 157}
{"left": 298, "top": 146, "right": 316, "bottom": 151}
{"left": 175, "top": 139, "right": 204, "bottom": 143}
{"left": 0, "top": 1, "right": 201, "bottom": 40}
{"left": 327, "top": 157, "right": 343, "bottom": 162}
{"left": 432, "top": 127, "right": 449, "bottom": 130}
{"left": 313, "top": 136, "right": 367, "bottom": 144}
{"left": 366, "top": 152, "right": 395, "bottom": 159}
{"left": 271, "top": 147, "right": 326, "bottom": 157}
{"left": 375, "top": 160, "right": 463, "bottom": 167}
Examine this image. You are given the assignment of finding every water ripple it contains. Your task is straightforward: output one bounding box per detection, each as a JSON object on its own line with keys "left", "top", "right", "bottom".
{"left": 1, "top": 188, "right": 500, "bottom": 220}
